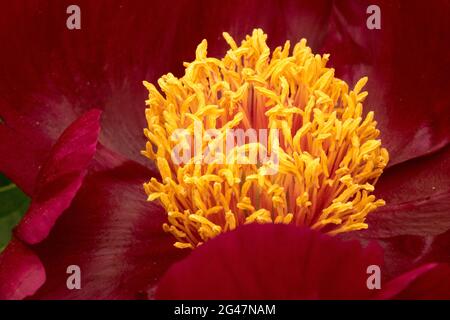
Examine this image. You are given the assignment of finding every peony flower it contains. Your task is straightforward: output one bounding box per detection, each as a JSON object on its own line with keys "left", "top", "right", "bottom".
{"left": 142, "top": 28, "right": 390, "bottom": 248}
{"left": 0, "top": 0, "right": 449, "bottom": 299}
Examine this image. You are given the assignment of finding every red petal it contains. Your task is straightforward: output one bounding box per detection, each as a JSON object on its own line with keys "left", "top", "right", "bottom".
{"left": 0, "top": 238, "right": 46, "bottom": 300}
{"left": 345, "top": 145, "right": 450, "bottom": 276}
{"left": 375, "top": 145, "right": 450, "bottom": 218}
{"left": 322, "top": 0, "right": 450, "bottom": 166}
{"left": 377, "top": 263, "right": 450, "bottom": 299}
{"left": 372, "top": 232, "right": 450, "bottom": 279}
{"left": 15, "top": 110, "right": 101, "bottom": 244}
{"left": 189, "top": 0, "right": 333, "bottom": 55}
{"left": 30, "top": 160, "right": 186, "bottom": 299}
{"left": 341, "top": 139, "right": 450, "bottom": 278}
{"left": 0, "top": 1, "right": 185, "bottom": 167}
{"left": 0, "top": 1, "right": 333, "bottom": 172}
{"left": 156, "top": 224, "right": 383, "bottom": 299}
{"left": 419, "top": 230, "right": 450, "bottom": 264}
{"left": 0, "top": 107, "right": 52, "bottom": 194}
{"left": 367, "top": 191, "right": 450, "bottom": 238}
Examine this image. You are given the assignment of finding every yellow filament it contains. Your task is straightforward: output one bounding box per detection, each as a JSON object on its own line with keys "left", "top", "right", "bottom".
{"left": 142, "top": 29, "right": 389, "bottom": 249}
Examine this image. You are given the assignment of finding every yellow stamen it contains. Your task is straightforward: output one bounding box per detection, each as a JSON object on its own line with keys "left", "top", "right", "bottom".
{"left": 142, "top": 29, "right": 389, "bottom": 249}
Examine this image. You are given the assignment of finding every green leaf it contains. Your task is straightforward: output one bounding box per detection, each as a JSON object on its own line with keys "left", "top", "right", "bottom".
{"left": 0, "top": 174, "right": 30, "bottom": 252}
{"left": 0, "top": 174, "right": 9, "bottom": 186}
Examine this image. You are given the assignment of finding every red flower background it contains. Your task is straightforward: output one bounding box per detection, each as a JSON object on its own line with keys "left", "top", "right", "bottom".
{"left": 0, "top": 0, "right": 449, "bottom": 299}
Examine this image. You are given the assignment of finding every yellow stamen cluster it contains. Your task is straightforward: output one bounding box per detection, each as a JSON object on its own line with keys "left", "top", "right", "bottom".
{"left": 142, "top": 29, "right": 389, "bottom": 249}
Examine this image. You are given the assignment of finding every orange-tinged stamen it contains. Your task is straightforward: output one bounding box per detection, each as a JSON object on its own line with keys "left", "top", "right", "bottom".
{"left": 142, "top": 29, "right": 389, "bottom": 249}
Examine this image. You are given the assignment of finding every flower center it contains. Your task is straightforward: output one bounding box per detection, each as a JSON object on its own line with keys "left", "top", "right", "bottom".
{"left": 142, "top": 29, "right": 389, "bottom": 249}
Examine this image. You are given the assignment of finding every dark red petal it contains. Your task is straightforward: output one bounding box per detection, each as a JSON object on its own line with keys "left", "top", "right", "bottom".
{"left": 346, "top": 144, "right": 450, "bottom": 276}
{"left": 189, "top": 0, "right": 333, "bottom": 56}
{"left": 15, "top": 110, "right": 101, "bottom": 245}
{"left": 322, "top": 0, "right": 450, "bottom": 166}
{"left": 368, "top": 191, "right": 450, "bottom": 238}
{"left": 0, "top": 1, "right": 184, "bottom": 167}
{"left": 419, "top": 230, "right": 450, "bottom": 264}
{"left": 342, "top": 139, "right": 450, "bottom": 278}
{"left": 374, "top": 144, "right": 450, "bottom": 218}
{"left": 373, "top": 232, "right": 450, "bottom": 279}
{"left": 30, "top": 160, "right": 186, "bottom": 299}
{"left": 377, "top": 263, "right": 450, "bottom": 299}
{"left": 0, "top": 1, "right": 333, "bottom": 170}
{"left": 156, "top": 224, "right": 383, "bottom": 300}
{"left": 0, "top": 107, "right": 52, "bottom": 195}
{"left": 0, "top": 238, "right": 46, "bottom": 300}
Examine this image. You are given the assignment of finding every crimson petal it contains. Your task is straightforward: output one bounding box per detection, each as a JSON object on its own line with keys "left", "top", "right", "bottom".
{"left": 0, "top": 0, "right": 334, "bottom": 175}
{"left": 156, "top": 224, "right": 383, "bottom": 300}
{"left": 15, "top": 109, "right": 101, "bottom": 244}
{"left": 343, "top": 145, "right": 450, "bottom": 277}
{"left": 378, "top": 263, "right": 450, "bottom": 299}
{"left": 376, "top": 144, "right": 450, "bottom": 207}
{"left": 30, "top": 159, "right": 186, "bottom": 299}
{"left": 321, "top": 0, "right": 450, "bottom": 166}
{"left": 0, "top": 238, "right": 45, "bottom": 300}
{"left": 367, "top": 232, "right": 450, "bottom": 279}
{"left": 0, "top": 108, "right": 52, "bottom": 195}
